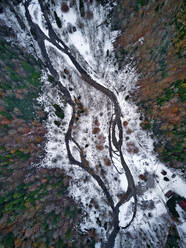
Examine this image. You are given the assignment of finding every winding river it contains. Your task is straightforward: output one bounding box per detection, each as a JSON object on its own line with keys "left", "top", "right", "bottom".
{"left": 24, "top": 0, "right": 137, "bottom": 247}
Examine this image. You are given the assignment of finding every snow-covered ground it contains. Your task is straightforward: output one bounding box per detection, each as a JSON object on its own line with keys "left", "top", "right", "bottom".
{"left": 1, "top": 0, "right": 185, "bottom": 247}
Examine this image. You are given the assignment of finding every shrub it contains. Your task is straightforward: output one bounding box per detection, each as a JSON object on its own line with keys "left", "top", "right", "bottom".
{"left": 53, "top": 104, "right": 64, "bottom": 119}
{"left": 61, "top": 3, "right": 69, "bottom": 13}
{"left": 86, "top": 10, "right": 94, "bottom": 20}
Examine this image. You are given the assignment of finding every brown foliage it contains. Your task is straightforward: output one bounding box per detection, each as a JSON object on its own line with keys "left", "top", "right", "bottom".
{"left": 104, "top": 157, "right": 111, "bottom": 166}
{"left": 96, "top": 145, "right": 104, "bottom": 151}
{"left": 88, "top": 228, "right": 95, "bottom": 238}
{"left": 14, "top": 238, "right": 22, "bottom": 248}
{"left": 139, "top": 174, "right": 147, "bottom": 181}
{"left": 84, "top": 159, "right": 89, "bottom": 166}
{"left": 61, "top": 3, "right": 69, "bottom": 13}
{"left": 123, "top": 121, "right": 128, "bottom": 127}
{"left": 127, "top": 142, "right": 139, "bottom": 154}
{"left": 160, "top": 104, "right": 181, "bottom": 125}
{"left": 92, "top": 127, "right": 100, "bottom": 134}
{"left": 97, "top": 135, "right": 105, "bottom": 143}
{"left": 126, "top": 128, "right": 132, "bottom": 134}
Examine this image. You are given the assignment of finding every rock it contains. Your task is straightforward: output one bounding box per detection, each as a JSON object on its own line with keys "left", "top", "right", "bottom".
{"left": 164, "top": 177, "right": 169, "bottom": 181}
{"left": 148, "top": 213, "right": 152, "bottom": 218}
{"left": 161, "top": 170, "right": 167, "bottom": 175}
